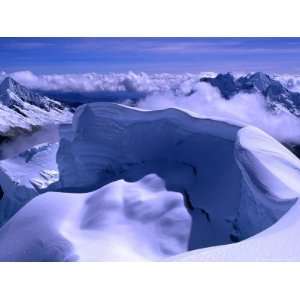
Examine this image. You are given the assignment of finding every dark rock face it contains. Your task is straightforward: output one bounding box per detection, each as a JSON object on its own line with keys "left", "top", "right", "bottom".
{"left": 201, "top": 72, "right": 300, "bottom": 116}
{"left": 284, "top": 143, "right": 300, "bottom": 159}
{"left": 201, "top": 73, "right": 238, "bottom": 99}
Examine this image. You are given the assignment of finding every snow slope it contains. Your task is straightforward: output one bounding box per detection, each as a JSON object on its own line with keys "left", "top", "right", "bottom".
{"left": 0, "top": 77, "right": 72, "bottom": 139}
{"left": 0, "top": 143, "right": 58, "bottom": 225}
{"left": 171, "top": 126, "right": 300, "bottom": 261}
{"left": 0, "top": 174, "right": 191, "bottom": 261}
{"left": 170, "top": 198, "right": 300, "bottom": 261}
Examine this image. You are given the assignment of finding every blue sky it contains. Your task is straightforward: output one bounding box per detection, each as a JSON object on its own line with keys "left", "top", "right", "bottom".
{"left": 2, "top": 37, "right": 300, "bottom": 74}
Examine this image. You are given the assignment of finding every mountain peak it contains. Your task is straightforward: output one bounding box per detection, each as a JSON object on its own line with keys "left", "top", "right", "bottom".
{"left": 200, "top": 72, "right": 238, "bottom": 99}
{"left": 250, "top": 71, "right": 270, "bottom": 79}
{"left": 0, "top": 77, "right": 66, "bottom": 113}
{"left": 247, "top": 72, "right": 273, "bottom": 91}
{"left": 0, "top": 77, "right": 19, "bottom": 91}
{"left": 201, "top": 71, "right": 300, "bottom": 116}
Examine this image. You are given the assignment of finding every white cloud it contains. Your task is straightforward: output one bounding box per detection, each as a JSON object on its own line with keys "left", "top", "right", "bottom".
{"left": 0, "top": 70, "right": 214, "bottom": 93}
{"left": 138, "top": 82, "right": 300, "bottom": 144}
{"left": 1, "top": 70, "right": 300, "bottom": 143}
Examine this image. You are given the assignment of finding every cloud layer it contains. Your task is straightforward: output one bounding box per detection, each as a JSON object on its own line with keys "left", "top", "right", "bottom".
{"left": 2, "top": 70, "right": 300, "bottom": 94}
{"left": 0, "top": 70, "right": 215, "bottom": 92}
{"left": 1, "top": 70, "right": 300, "bottom": 144}
{"left": 137, "top": 82, "right": 300, "bottom": 144}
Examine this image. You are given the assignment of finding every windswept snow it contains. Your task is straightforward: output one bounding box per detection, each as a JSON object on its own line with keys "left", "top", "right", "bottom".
{"left": 0, "top": 174, "right": 191, "bottom": 261}
{"left": 170, "top": 198, "right": 300, "bottom": 261}
{"left": 170, "top": 126, "right": 300, "bottom": 261}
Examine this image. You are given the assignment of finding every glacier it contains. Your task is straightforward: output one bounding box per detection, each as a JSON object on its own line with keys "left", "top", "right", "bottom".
{"left": 0, "top": 102, "right": 299, "bottom": 261}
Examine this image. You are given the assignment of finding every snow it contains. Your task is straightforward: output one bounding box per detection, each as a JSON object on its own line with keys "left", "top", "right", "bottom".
{"left": 0, "top": 174, "right": 191, "bottom": 261}
{"left": 0, "top": 77, "right": 72, "bottom": 139}
{"left": 2, "top": 71, "right": 300, "bottom": 144}
{"left": 54, "top": 103, "right": 295, "bottom": 250}
{"left": 0, "top": 101, "right": 72, "bottom": 138}
{"left": 170, "top": 197, "right": 300, "bottom": 261}
{"left": 0, "top": 143, "right": 58, "bottom": 225}
{"left": 170, "top": 126, "right": 300, "bottom": 261}
{"left": 0, "top": 91, "right": 299, "bottom": 260}
{"left": 236, "top": 126, "right": 300, "bottom": 199}
{"left": 0, "top": 77, "right": 63, "bottom": 111}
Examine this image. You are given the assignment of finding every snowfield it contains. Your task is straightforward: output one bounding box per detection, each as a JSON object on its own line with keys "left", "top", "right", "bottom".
{"left": 0, "top": 102, "right": 300, "bottom": 261}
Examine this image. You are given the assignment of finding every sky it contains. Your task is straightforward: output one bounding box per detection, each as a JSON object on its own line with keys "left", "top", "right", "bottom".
{"left": 2, "top": 37, "right": 300, "bottom": 74}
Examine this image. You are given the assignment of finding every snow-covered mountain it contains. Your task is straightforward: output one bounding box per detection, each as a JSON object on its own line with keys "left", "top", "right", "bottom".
{"left": 201, "top": 72, "right": 300, "bottom": 116}
{"left": 0, "top": 77, "right": 72, "bottom": 141}
{"left": 0, "top": 77, "right": 64, "bottom": 111}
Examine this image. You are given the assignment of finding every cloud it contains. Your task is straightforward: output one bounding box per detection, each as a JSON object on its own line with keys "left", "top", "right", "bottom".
{"left": 0, "top": 70, "right": 214, "bottom": 93}
{"left": 1, "top": 70, "right": 300, "bottom": 144}
{"left": 137, "top": 82, "right": 300, "bottom": 144}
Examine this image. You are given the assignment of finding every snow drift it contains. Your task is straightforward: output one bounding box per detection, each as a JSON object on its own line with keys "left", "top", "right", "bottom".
{"left": 0, "top": 174, "right": 191, "bottom": 261}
